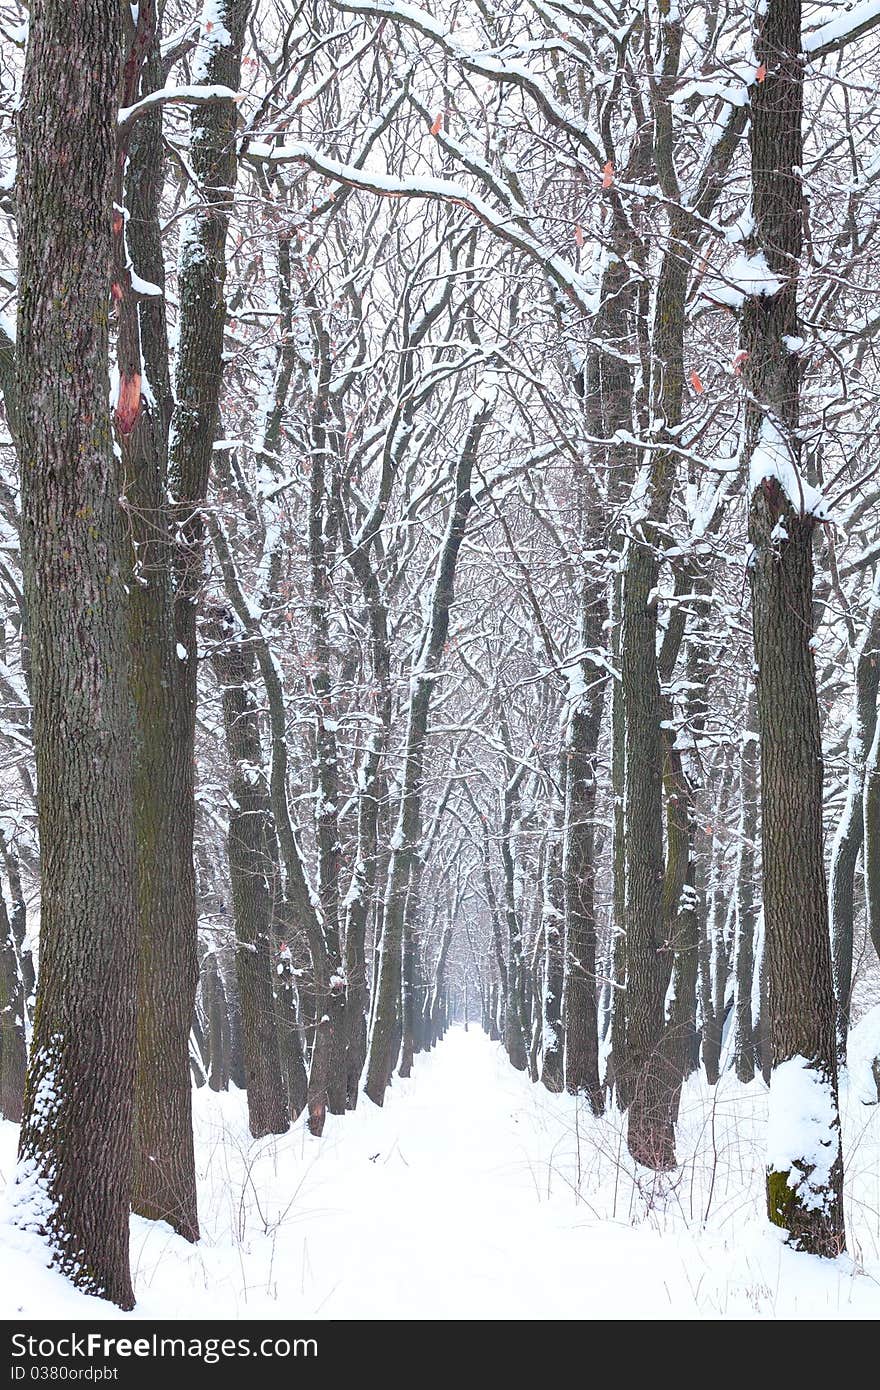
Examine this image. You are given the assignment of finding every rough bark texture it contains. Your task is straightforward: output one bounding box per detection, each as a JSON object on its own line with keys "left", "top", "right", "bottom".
{"left": 211, "top": 622, "right": 289, "bottom": 1138}
{"left": 744, "top": 0, "right": 845, "bottom": 1255}
{"left": 562, "top": 660, "right": 604, "bottom": 1112}
{"left": 619, "top": 231, "right": 689, "bottom": 1169}
{"left": 13, "top": 0, "right": 137, "bottom": 1308}
{"left": 119, "top": 9, "right": 199, "bottom": 1242}
{"left": 621, "top": 538, "right": 675, "bottom": 1170}
{"left": 156, "top": 0, "right": 252, "bottom": 1174}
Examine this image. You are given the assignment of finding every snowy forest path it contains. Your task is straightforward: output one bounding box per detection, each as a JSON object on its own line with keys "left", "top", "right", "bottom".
{"left": 4, "top": 1027, "right": 878, "bottom": 1318}
{"left": 278, "top": 1027, "right": 591, "bottom": 1318}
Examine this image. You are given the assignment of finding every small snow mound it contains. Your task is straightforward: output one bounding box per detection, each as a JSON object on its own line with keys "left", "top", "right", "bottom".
{"left": 767, "top": 1055, "right": 839, "bottom": 1211}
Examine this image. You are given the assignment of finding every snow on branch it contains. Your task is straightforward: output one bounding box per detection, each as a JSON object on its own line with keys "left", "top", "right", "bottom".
{"left": 118, "top": 83, "right": 241, "bottom": 135}
{"left": 749, "top": 416, "right": 829, "bottom": 521}
{"left": 330, "top": 0, "right": 604, "bottom": 163}
{"left": 245, "top": 141, "right": 598, "bottom": 314}
{"left": 804, "top": 0, "right": 880, "bottom": 57}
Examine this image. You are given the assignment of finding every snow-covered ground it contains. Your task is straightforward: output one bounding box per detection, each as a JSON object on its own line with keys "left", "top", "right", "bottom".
{"left": 1, "top": 1027, "right": 879, "bottom": 1319}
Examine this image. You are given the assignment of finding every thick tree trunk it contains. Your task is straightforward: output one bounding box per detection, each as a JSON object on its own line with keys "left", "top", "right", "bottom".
{"left": 621, "top": 539, "right": 675, "bottom": 1170}
{"left": 744, "top": 0, "right": 844, "bottom": 1255}
{"left": 12, "top": 0, "right": 137, "bottom": 1308}
{"left": 562, "top": 677, "right": 604, "bottom": 1111}
{"left": 118, "top": 10, "right": 199, "bottom": 1242}
{"left": 210, "top": 621, "right": 289, "bottom": 1138}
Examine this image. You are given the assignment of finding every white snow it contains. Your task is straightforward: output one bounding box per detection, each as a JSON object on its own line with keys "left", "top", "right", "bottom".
{"left": 767, "top": 1056, "right": 840, "bottom": 1213}
{"left": 701, "top": 251, "right": 784, "bottom": 309}
{"left": 804, "top": 0, "right": 880, "bottom": 53}
{"left": 1, "top": 1029, "right": 879, "bottom": 1319}
{"left": 848, "top": 1005, "right": 880, "bottom": 1105}
{"left": 129, "top": 270, "right": 162, "bottom": 298}
{"left": 748, "top": 415, "right": 830, "bottom": 520}
{"left": 192, "top": 0, "right": 233, "bottom": 83}
{"left": 118, "top": 84, "right": 239, "bottom": 126}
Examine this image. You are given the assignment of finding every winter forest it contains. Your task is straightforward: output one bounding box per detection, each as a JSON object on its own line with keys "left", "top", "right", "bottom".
{"left": 1, "top": 0, "right": 880, "bottom": 1327}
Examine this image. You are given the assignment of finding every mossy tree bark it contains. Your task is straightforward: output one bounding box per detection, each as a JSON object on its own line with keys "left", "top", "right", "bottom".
{"left": 743, "top": 0, "right": 845, "bottom": 1255}
{"left": 13, "top": 0, "right": 138, "bottom": 1308}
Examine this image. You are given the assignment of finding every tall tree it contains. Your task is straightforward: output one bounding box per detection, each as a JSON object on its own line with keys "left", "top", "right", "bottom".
{"left": 743, "top": 0, "right": 845, "bottom": 1255}
{"left": 117, "top": 4, "right": 200, "bottom": 1243}
{"left": 12, "top": 0, "right": 138, "bottom": 1307}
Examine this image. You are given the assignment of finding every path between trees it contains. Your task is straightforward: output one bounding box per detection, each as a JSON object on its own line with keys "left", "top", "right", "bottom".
{"left": 1, "top": 1028, "right": 878, "bottom": 1319}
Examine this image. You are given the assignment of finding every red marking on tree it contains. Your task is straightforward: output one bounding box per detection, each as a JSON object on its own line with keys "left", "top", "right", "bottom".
{"left": 111, "top": 282, "right": 123, "bottom": 303}
{"left": 690, "top": 369, "right": 705, "bottom": 393}
{"left": 115, "top": 372, "right": 142, "bottom": 436}
{"left": 602, "top": 160, "right": 614, "bottom": 189}
{"left": 732, "top": 349, "right": 749, "bottom": 375}
{"left": 756, "top": 63, "right": 766, "bottom": 82}
{"left": 430, "top": 113, "right": 443, "bottom": 135}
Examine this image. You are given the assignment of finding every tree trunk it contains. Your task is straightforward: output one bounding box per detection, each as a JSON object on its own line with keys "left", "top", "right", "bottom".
{"left": 203, "top": 950, "right": 231, "bottom": 1093}
{"left": 562, "top": 634, "right": 605, "bottom": 1112}
{"left": 621, "top": 540, "right": 675, "bottom": 1170}
{"left": 0, "top": 882, "right": 25, "bottom": 1122}
{"left": 540, "top": 789, "right": 565, "bottom": 1092}
{"left": 12, "top": 0, "right": 137, "bottom": 1308}
{"left": 210, "top": 619, "right": 289, "bottom": 1138}
{"left": 118, "top": 10, "right": 199, "bottom": 1243}
{"left": 733, "top": 687, "right": 759, "bottom": 1083}
{"left": 744, "top": 0, "right": 845, "bottom": 1255}
{"left": 365, "top": 402, "right": 491, "bottom": 1102}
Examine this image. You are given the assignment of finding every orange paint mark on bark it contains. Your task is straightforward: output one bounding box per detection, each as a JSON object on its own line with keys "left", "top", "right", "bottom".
{"left": 115, "top": 372, "right": 142, "bottom": 436}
